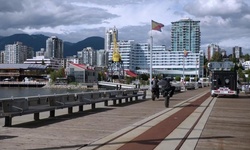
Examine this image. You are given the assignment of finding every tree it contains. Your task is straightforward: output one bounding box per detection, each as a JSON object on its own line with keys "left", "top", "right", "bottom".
{"left": 238, "top": 68, "right": 245, "bottom": 81}
{"left": 184, "top": 76, "right": 190, "bottom": 82}
{"left": 98, "top": 71, "right": 107, "bottom": 81}
{"left": 57, "top": 68, "right": 65, "bottom": 78}
{"left": 175, "top": 76, "right": 181, "bottom": 81}
{"left": 139, "top": 74, "right": 149, "bottom": 81}
{"left": 244, "top": 54, "right": 250, "bottom": 61}
{"left": 49, "top": 68, "right": 65, "bottom": 82}
{"left": 50, "top": 71, "right": 57, "bottom": 82}
{"left": 211, "top": 51, "right": 222, "bottom": 62}
{"left": 125, "top": 76, "right": 134, "bottom": 84}
{"left": 229, "top": 55, "right": 237, "bottom": 63}
{"left": 46, "top": 68, "right": 54, "bottom": 74}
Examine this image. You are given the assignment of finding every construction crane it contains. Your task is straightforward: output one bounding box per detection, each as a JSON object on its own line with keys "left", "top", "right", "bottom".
{"left": 112, "top": 30, "right": 121, "bottom": 62}
{"left": 107, "top": 27, "right": 124, "bottom": 82}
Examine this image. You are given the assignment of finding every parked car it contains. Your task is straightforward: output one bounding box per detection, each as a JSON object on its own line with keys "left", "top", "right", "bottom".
{"left": 185, "top": 82, "right": 195, "bottom": 90}
{"left": 198, "top": 82, "right": 202, "bottom": 88}
{"left": 3, "top": 78, "right": 12, "bottom": 82}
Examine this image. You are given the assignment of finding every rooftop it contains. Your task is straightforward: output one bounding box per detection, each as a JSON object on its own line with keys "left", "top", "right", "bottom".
{"left": 0, "top": 64, "right": 47, "bottom": 70}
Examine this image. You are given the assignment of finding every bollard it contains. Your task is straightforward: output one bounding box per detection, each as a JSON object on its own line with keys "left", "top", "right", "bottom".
{"left": 79, "top": 105, "right": 83, "bottom": 111}
{"left": 50, "top": 110, "right": 55, "bottom": 117}
{"left": 34, "top": 113, "right": 40, "bottom": 121}
{"left": 68, "top": 107, "right": 73, "bottom": 114}
{"left": 4, "top": 116, "right": 12, "bottom": 127}
{"left": 143, "top": 90, "right": 146, "bottom": 99}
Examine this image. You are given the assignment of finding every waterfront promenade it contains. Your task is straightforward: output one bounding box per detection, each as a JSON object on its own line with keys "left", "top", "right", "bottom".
{"left": 0, "top": 87, "right": 250, "bottom": 149}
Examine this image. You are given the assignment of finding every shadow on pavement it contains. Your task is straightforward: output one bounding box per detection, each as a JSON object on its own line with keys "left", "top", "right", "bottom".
{"left": 0, "top": 135, "right": 18, "bottom": 140}
{"left": 10, "top": 107, "right": 114, "bottom": 128}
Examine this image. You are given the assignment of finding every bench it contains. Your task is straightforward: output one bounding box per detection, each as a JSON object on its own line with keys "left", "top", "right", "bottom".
{"left": 0, "top": 89, "right": 147, "bottom": 127}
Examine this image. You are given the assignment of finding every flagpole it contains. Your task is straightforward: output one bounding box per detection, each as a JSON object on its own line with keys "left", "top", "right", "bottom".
{"left": 150, "top": 31, "right": 153, "bottom": 90}
{"left": 150, "top": 20, "right": 164, "bottom": 90}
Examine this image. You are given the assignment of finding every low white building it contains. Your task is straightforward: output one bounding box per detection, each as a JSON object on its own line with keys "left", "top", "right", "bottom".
{"left": 24, "top": 56, "right": 63, "bottom": 70}
{"left": 65, "top": 62, "right": 98, "bottom": 83}
{"left": 242, "top": 61, "right": 250, "bottom": 70}
{"left": 107, "top": 41, "right": 204, "bottom": 78}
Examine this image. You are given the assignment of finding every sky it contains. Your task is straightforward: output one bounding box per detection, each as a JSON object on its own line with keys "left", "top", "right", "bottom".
{"left": 0, "top": 0, "right": 250, "bottom": 54}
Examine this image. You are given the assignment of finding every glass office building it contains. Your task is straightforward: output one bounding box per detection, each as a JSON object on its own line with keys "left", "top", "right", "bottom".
{"left": 171, "top": 18, "right": 200, "bottom": 53}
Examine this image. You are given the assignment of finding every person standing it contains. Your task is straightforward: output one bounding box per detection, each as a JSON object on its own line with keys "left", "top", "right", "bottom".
{"left": 151, "top": 76, "right": 160, "bottom": 98}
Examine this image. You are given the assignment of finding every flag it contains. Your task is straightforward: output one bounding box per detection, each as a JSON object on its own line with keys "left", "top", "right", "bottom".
{"left": 184, "top": 49, "right": 188, "bottom": 57}
{"left": 151, "top": 20, "right": 164, "bottom": 32}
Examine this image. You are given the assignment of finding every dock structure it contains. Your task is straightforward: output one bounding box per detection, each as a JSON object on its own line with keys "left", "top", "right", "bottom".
{"left": 0, "top": 81, "right": 47, "bottom": 87}
{"left": 0, "top": 87, "right": 250, "bottom": 150}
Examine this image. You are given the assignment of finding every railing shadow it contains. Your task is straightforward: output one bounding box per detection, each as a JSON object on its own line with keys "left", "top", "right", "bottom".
{"left": 10, "top": 107, "right": 114, "bottom": 128}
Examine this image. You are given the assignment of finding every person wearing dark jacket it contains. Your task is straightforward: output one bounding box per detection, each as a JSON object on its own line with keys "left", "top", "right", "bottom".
{"left": 151, "top": 77, "right": 160, "bottom": 98}
{"left": 158, "top": 77, "right": 175, "bottom": 97}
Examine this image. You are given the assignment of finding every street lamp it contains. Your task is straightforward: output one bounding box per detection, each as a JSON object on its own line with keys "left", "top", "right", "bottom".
{"left": 183, "top": 55, "right": 185, "bottom": 81}
{"left": 196, "top": 58, "right": 199, "bottom": 82}
{"left": 183, "top": 49, "right": 188, "bottom": 81}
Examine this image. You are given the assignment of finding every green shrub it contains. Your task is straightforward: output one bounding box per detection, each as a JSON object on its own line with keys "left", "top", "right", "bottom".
{"left": 175, "top": 76, "right": 181, "bottom": 81}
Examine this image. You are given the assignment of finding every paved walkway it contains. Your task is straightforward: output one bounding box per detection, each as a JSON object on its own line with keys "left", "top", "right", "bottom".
{"left": 0, "top": 87, "right": 250, "bottom": 150}
{"left": 79, "top": 90, "right": 250, "bottom": 150}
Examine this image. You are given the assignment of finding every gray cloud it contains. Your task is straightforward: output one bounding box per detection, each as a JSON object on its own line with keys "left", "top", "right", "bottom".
{"left": 0, "top": 0, "right": 249, "bottom": 54}
{"left": 182, "top": 0, "right": 250, "bottom": 54}
{"left": 0, "top": 0, "right": 24, "bottom": 12}
{"left": 184, "top": 0, "right": 250, "bottom": 18}
{"left": 0, "top": 0, "right": 117, "bottom": 29}
{"left": 71, "top": 0, "right": 148, "bottom": 5}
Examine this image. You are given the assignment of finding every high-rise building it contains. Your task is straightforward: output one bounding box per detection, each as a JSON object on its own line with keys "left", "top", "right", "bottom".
{"left": 232, "top": 46, "right": 242, "bottom": 59}
{"left": 105, "top": 27, "right": 118, "bottom": 52}
{"left": 46, "top": 36, "right": 64, "bottom": 59}
{"left": 4, "top": 42, "right": 34, "bottom": 64}
{"left": 221, "top": 49, "right": 227, "bottom": 57}
{"left": 96, "top": 49, "right": 106, "bottom": 67}
{"left": 171, "top": 18, "right": 200, "bottom": 53}
{"left": 206, "top": 44, "right": 220, "bottom": 61}
{"left": 77, "top": 47, "right": 97, "bottom": 66}
{"left": 0, "top": 51, "right": 4, "bottom": 63}
{"left": 36, "top": 48, "right": 46, "bottom": 57}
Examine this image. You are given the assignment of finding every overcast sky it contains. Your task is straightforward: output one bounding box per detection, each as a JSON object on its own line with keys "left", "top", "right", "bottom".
{"left": 0, "top": 0, "right": 250, "bottom": 54}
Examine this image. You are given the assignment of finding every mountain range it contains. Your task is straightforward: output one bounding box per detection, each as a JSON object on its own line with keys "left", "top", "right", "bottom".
{"left": 0, "top": 34, "right": 105, "bottom": 57}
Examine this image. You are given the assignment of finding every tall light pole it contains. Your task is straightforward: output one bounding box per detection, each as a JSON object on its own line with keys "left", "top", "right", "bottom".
{"left": 183, "top": 49, "right": 188, "bottom": 81}
{"left": 183, "top": 55, "right": 185, "bottom": 81}
{"left": 196, "top": 58, "right": 199, "bottom": 82}
{"left": 149, "top": 35, "right": 153, "bottom": 90}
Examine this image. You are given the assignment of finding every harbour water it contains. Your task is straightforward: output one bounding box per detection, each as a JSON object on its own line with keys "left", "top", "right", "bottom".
{"left": 0, "top": 87, "right": 89, "bottom": 99}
